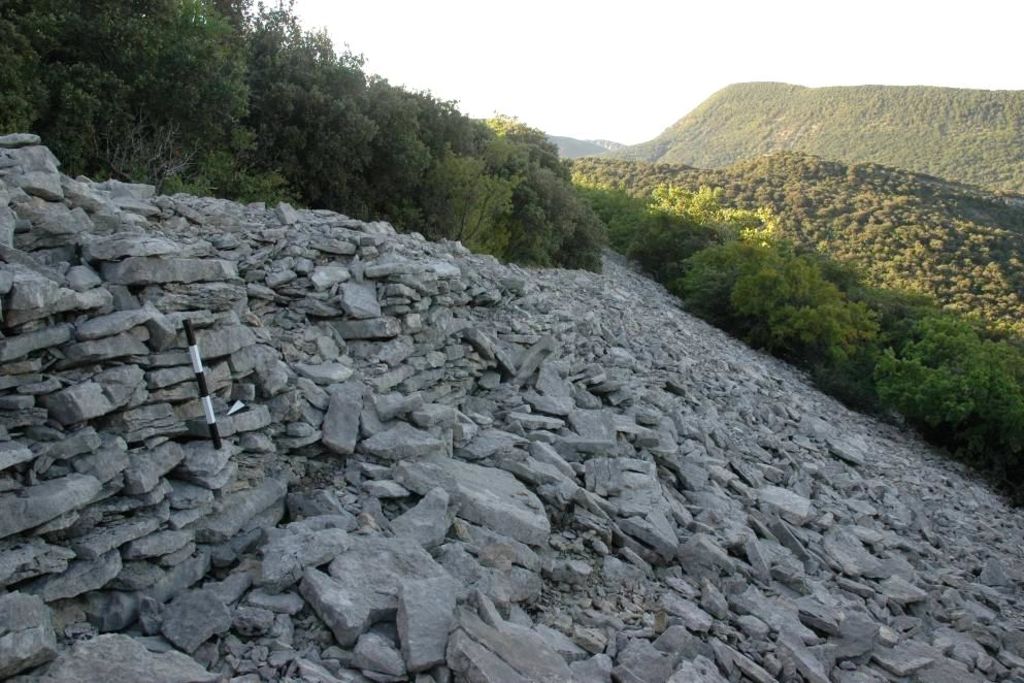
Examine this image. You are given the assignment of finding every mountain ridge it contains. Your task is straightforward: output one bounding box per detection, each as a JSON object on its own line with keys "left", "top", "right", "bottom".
{"left": 611, "top": 82, "right": 1024, "bottom": 194}
{"left": 572, "top": 151, "right": 1024, "bottom": 334}
{"left": 548, "top": 135, "right": 625, "bottom": 159}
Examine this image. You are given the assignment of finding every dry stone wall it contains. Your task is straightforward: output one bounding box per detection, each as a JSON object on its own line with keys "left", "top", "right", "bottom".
{"left": 0, "top": 133, "right": 1022, "bottom": 682}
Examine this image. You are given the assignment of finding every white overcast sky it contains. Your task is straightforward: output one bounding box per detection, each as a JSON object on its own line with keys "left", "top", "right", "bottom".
{"left": 295, "top": 0, "right": 1024, "bottom": 144}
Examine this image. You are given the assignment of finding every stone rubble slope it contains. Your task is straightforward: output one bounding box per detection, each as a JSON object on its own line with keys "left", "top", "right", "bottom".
{"left": 0, "top": 132, "right": 1021, "bottom": 682}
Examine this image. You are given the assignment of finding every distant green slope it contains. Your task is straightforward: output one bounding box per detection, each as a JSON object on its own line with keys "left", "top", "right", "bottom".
{"left": 614, "top": 83, "right": 1024, "bottom": 194}
{"left": 573, "top": 154, "right": 1024, "bottom": 334}
{"left": 549, "top": 135, "right": 624, "bottom": 159}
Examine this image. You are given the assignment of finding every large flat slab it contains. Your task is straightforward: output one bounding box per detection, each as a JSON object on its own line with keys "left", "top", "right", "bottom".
{"left": 396, "top": 456, "right": 550, "bottom": 546}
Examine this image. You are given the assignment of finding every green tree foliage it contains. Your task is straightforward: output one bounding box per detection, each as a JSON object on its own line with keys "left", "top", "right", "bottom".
{"left": 876, "top": 316, "right": 1024, "bottom": 487}
{"left": 0, "top": 0, "right": 603, "bottom": 270}
{"left": 612, "top": 82, "right": 1024, "bottom": 194}
{"left": 573, "top": 154, "right": 1024, "bottom": 335}
{"left": 578, "top": 179, "right": 1024, "bottom": 497}
{"left": 2, "top": 0, "right": 249, "bottom": 183}
{"left": 243, "top": 7, "right": 375, "bottom": 212}
{"left": 482, "top": 117, "right": 604, "bottom": 270}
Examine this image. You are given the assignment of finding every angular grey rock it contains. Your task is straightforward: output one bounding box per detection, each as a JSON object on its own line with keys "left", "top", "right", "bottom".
{"left": 458, "top": 428, "right": 528, "bottom": 460}
{"left": 0, "top": 592, "right": 56, "bottom": 678}
{"left": 778, "top": 632, "right": 831, "bottom": 683}
{"left": 244, "top": 588, "right": 304, "bottom": 615}
{"left": 41, "top": 383, "right": 114, "bottom": 425}
{"left": 362, "top": 422, "right": 444, "bottom": 460}
{"left": 397, "top": 576, "right": 458, "bottom": 672}
{"left": 310, "top": 236, "right": 357, "bottom": 256}
{"left": 0, "top": 324, "right": 74, "bottom": 363}
{"left": 0, "top": 538, "right": 76, "bottom": 587}
{"left": 0, "top": 133, "right": 41, "bottom": 147}
{"left": 391, "top": 487, "right": 450, "bottom": 548}
{"left": 823, "top": 526, "right": 886, "bottom": 578}
{"left": 232, "top": 605, "right": 275, "bottom": 636}
{"left": 446, "top": 628, "right": 530, "bottom": 683}
{"left": 364, "top": 479, "right": 409, "bottom": 498}
{"left": 396, "top": 456, "right": 550, "bottom": 546}
{"left": 123, "top": 442, "right": 185, "bottom": 495}
{"left": 274, "top": 201, "right": 299, "bottom": 225}
{"left": 70, "top": 516, "right": 162, "bottom": 560}
{"left": 310, "top": 265, "right": 350, "bottom": 291}
{"left": 81, "top": 234, "right": 180, "bottom": 261}
{"left": 353, "top": 632, "right": 407, "bottom": 678}
{"left": 65, "top": 265, "right": 102, "bottom": 292}
{"left": 878, "top": 575, "right": 929, "bottom": 605}
{"left": 339, "top": 281, "right": 381, "bottom": 319}
{"left": 61, "top": 331, "right": 148, "bottom": 365}
{"left": 978, "top": 557, "right": 1013, "bottom": 588}
{"left": 160, "top": 588, "right": 232, "bottom": 654}
{"left": 174, "top": 441, "right": 234, "bottom": 489}
{"left": 299, "top": 535, "right": 451, "bottom": 646}
{"left": 24, "top": 550, "right": 121, "bottom": 602}
{"left": 828, "top": 434, "right": 867, "bottom": 466}
{"left": 194, "top": 323, "right": 256, "bottom": 358}
{"left": 668, "top": 655, "right": 729, "bottom": 682}
{"left": 258, "top": 521, "right": 350, "bottom": 593}
{"left": 0, "top": 474, "right": 101, "bottom": 539}
{"left": 572, "top": 654, "right": 614, "bottom": 682}
{"left": 13, "top": 633, "right": 218, "bottom": 682}
{"left": 104, "top": 403, "right": 182, "bottom": 442}
{"left": 0, "top": 441, "right": 34, "bottom": 472}
{"left": 101, "top": 257, "right": 237, "bottom": 285}
{"left": 758, "top": 485, "right": 814, "bottom": 526}
{"left": 322, "top": 381, "right": 365, "bottom": 456}
{"left": 193, "top": 477, "right": 287, "bottom": 543}
{"left": 122, "top": 530, "right": 194, "bottom": 561}
{"left": 614, "top": 638, "right": 677, "bottom": 682}
{"left": 333, "top": 316, "right": 400, "bottom": 340}
{"left": 452, "top": 608, "right": 574, "bottom": 682}
{"left": 294, "top": 362, "right": 353, "bottom": 385}
{"left": 75, "top": 309, "right": 154, "bottom": 341}
{"left": 511, "top": 334, "right": 557, "bottom": 385}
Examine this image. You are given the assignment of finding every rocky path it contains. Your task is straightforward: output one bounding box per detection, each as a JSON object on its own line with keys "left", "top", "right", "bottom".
{"left": 0, "top": 134, "right": 1022, "bottom": 682}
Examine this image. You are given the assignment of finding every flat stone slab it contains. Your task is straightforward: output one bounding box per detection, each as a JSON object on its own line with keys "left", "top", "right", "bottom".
{"left": 0, "top": 474, "right": 101, "bottom": 540}
{"left": 396, "top": 456, "right": 550, "bottom": 546}
{"left": 0, "top": 441, "right": 35, "bottom": 472}
{"left": 391, "top": 487, "right": 450, "bottom": 548}
{"left": 24, "top": 550, "right": 122, "bottom": 602}
{"left": 160, "top": 588, "right": 232, "bottom": 654}
{"left": 257, "top": 519, "right": 351, "bottom": 593}
{"left": 339, "top": 282, "right": 381, "bottom": 319}
{"left": 0, "top": 324, "right": 73, "bottom": 363}
{"left": 0, "top": 538, "right": 76, "bottom": 587}
{"left": 879, "top": 575, "right": 929, "bottom": 605}
{"left": 299, "top": 535, "right": 451, "bottom": 647}
{"left": 12, "top": 633, "right": 218, "bottom": 682}
{"left": 294, "top": 362, "right": 354, "bottom": 385}
{"left": 398, "top": 576, "right": 458, "bottom": 672}
{"left": 332, "top": 316, "right": 400, "bottom": 340}
{"left": 101, "top": 257, "right": 237, "bottom": 285}
{"left": 362, "top": 422, "right": 445, "bottom": 460}
{"left": 449, "top": 608, "right": 574, "bottom": 682}
{"left": 193, "top": 477, "right": 287, "bottom": 543}
{"left": 757, "top": 485, "right": 813, "bottom": 526}
{"left": 81, "top": 234, "right": 180, "bottom": 261}
{"left": 0, "top": 592, "right": 56, "bottom": 678}
{"left": 321, "top": 381, "right": 364, "bottom": 456}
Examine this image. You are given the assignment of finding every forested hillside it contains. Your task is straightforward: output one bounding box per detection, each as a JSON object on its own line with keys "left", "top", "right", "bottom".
{"left": 548, "top": 135, "right": 624, "bottom": 159}
{"left": 573, "top": 154, "right": 1024, "bottom": 334}
{"left": 614, "top": 82, "right": 1024, "bottom": 194}
{"left": 0, "top": 0, "right": 603, "bottom": 269}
